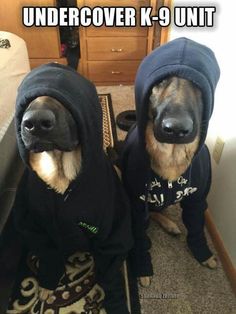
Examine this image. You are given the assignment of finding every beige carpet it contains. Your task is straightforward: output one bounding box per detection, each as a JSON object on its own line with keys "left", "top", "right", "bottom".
{"left": 97, "top": 85, "right": 135, "bottom": 142}
{"left": 96, "top": 85, "right": 236, "bottom": 314}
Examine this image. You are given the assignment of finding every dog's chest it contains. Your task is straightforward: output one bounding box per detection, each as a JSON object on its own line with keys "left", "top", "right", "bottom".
{"left": 139, "top": 170, "right": 198, "bottom": 211}
{"left": 27, "top": 175, "right": 100, "bottom": 250}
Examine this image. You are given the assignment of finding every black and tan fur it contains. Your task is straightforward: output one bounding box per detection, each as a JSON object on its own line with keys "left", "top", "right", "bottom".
{"left": 22, "top": 95, "right": 82, "bottom": 195}
{"left": 21, "top": 96, "right": 82, "bottom": 300}
{"left": 146, "top": 77, "right": 202, "bottom": 181}
{"left": 30, "top": 148, "right": 82, "bottom": 300}
{"left": 139, "top": 77, "right": 217, "bottom": 287}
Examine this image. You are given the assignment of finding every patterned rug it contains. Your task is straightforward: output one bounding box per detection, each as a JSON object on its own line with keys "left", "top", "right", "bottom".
{"left": 98, "top": 94, "right": 118, "bottom": 151}
{"left": 6, "top": 94, "right": 122, "bottom": 314}
{"left": 7, "top": 252, "right": 105, "bottom": 314}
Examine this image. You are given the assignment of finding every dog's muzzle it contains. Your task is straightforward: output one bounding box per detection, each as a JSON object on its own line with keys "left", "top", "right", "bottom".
{"left": 154, "top": 109, "right": 197, "bottom": 144}
{"left": 21, "top": 109, "right": 57, "bottom": 152}
{"left": 21, "top": 108, "right": 79, "bottom": 153}
{"left": 22, "top": 109, "right": 56, "bottom": 136}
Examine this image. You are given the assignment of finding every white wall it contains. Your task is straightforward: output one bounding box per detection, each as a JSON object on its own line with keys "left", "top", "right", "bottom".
{"left": 170, "top": 0, "right": 236, "bottom": 266}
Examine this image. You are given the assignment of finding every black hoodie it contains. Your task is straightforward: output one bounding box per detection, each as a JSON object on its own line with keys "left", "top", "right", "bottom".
{"left": 121, "top": 37, "right": 220, "bottom": 276}
{"left": 13, "top": 63, "right": 133, "bottom": 313}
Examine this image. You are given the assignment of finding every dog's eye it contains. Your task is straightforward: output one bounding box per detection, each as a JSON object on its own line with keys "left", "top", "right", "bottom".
{"left": 157, "top": 79, "right": 168, "bottom": 88}
{"left": 152, "top": 107, "right": 157, "bottom": 118}
{"left": 148, "top": 106, "right": 157, "bottom": 120}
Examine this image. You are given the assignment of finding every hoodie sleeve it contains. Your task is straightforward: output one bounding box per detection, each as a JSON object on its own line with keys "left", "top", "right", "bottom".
{"left": 180, "top": 145, "right": 213, "bottom": 262}
{"left": 13, "top": 169, "right": 65, "bottom": 290}
{"left": 120, "top": 129, "right": 153, "bottom": 277}
{"left": 90, "top": 167, "right": 133, "bottom": 314}
{"left": 93, "top": 254, "right": 129, "bottom": 314}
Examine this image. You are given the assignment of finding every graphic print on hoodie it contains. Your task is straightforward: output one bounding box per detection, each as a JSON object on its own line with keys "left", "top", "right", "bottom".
{"left": 121, "top": 37, "right": 220, "bottom": 277}
{"left": 13, "top": 63, "right": 133, "bottom": 314}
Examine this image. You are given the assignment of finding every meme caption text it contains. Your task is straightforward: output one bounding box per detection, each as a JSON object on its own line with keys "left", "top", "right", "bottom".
{"left": 23, "top": 6, "right": 216, "bottom": 28}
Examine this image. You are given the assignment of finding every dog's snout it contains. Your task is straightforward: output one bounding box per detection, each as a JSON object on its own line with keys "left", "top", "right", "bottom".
{"left": 161, "top": 116, "right": 193, "bottom": 138}
{"left": 22, "top": 110, "right": 56, "bottom": 135}
{"left": 154, "top": 109, "right": 197, "bottom": 144}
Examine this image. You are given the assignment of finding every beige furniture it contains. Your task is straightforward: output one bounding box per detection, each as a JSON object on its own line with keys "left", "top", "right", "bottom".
{"left": 0, "top": 32, "right": 30, "bottom": 141}
{"left": 0, "top": 0, "right": 171, "bottom": 82}
{"left": 78, "top": 0, "right": 166, "bottom": 85}
{"left": 0, "top": 32, "right": 30, "bottom": 230}
{"left": 0, "top": 0, "right": 66, "bottom": 69}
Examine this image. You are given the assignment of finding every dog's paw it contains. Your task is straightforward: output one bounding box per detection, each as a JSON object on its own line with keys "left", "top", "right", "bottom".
{"left": 165, "top": 221, "right": 182, "bottom": 235}
{"left": 151, "top": 212, "right": 181, "bottom": 235}
{"left": 202, "top": 256, "right": 217, "bottom": 269}
{"left": 138, "top": 276, "right": 152, "bottom": 287}
{"left": 39, "top": 287, "right": 54, "bottom": 301}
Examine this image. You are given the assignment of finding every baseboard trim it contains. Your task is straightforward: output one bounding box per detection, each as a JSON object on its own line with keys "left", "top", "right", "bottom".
{"left": 205, "top": 209, "right": 236, "bottom": 296}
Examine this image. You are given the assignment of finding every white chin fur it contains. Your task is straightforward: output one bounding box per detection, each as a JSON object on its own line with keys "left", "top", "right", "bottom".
{"left": 145, "top": 122, "right": 199, "bottom": 181}
{"left": 29, "top": 148, "right": 81, "bottom": 194}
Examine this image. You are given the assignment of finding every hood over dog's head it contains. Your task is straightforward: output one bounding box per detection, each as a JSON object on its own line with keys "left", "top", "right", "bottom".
{"left": 15, "top": 63, "right": 103, "bottom": 171}
{"left": 135, "top": 37, "right": 220, "bottom": 154}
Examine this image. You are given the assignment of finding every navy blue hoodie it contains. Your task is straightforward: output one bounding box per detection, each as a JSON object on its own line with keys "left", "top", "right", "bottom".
{"left": 13, "top": 63, "right": 133, "bottom": 314}
{"left": 121, "top": 38, "right": 220, "bottom": 276}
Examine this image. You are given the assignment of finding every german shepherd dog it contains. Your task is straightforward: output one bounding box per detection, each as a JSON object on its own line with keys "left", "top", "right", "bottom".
{"left": 22, "top": 96, "right": 81, "bottom": 195}
{"left": 141, "top": 76, "right": 217, "bottom": 287}
{"left": 21, "top": 96, "right": 81, "bottom": 299}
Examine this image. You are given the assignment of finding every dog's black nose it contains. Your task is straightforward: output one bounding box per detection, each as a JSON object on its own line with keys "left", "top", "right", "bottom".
{"left": 161, "top": 117, "right": 193, "bottom": 138}
{"left": 154, "top": 111, "right": 196, "bottom": 144}
{"left": 22, "top": 110, "right": 56, "bottom": 135}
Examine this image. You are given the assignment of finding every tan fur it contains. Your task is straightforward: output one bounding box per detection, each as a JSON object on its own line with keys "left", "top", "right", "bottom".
{"left": 202, "top": 256, "right": 217, "bottom": 269}
{"left": 139, "top": 276, "right": 152, "bottom": 287}
{"left": 147, "top": 77, "right": 202, "bottom": 181}
{"left": 150, "top": 211, "right": 181, "bottom": 235}
{"left": 30, "top": 95, "right": 69, "bottom": 109}
{"left": 145, "top": 121, "right": 199, "bottom": 181}
{"left": 29, "top": 148, "right": 82, "bottom": 194}
{"left": 144, "top": 77, "right": 217, "bottom": 267}
{"left": 149, "top": 77, "right": 202, "bottom": 116}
